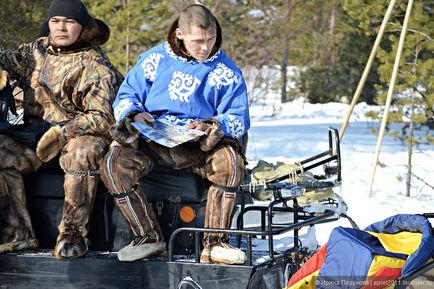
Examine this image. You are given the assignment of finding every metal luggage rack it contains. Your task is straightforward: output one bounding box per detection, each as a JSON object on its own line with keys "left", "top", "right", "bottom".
{"left": 235, "top": 127, "right": 351, "bottom": 256}
{"left": 261, "top": 127, "right": 342, "bottom": 184}
{"left": 167, "top": 127, "right": 348, "bottom": 267}
{"left": 167, "top": 208, "right": 336, "bottom": 267}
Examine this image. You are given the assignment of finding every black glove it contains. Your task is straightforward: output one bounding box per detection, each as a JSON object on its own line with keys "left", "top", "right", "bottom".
{"left": 0, "top": 71, "right": 17, "bottom": 123}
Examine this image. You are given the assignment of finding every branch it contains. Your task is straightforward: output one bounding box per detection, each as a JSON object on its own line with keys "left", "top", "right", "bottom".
{"left": 411, "top": 172, "right": 434, "bottom": 190}
{"left": 388, "top": 23, "right": 432, "bottom": 40}
{"left": 413, "top": 148, "right": 434, "bottom": 161}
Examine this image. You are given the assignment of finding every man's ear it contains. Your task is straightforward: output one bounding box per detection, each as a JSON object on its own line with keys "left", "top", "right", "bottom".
{"left": 175, "top": 28, "right": 183, "bottom": 40}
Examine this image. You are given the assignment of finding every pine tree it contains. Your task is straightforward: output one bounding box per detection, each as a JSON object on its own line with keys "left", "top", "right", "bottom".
{"left": 343, "top": 0, "right": 433, "bottom": 196}
{"left": 85, "top": 0, "right": 175, "bottom": 74}
{"left": 235, "top": 0, "right": 379, "bottom": 104}
{"left": 0, "top": 0, "right": 51, "bottom": 48}
{"left": 294, "top": 0, "right": 380, "bottom": 104}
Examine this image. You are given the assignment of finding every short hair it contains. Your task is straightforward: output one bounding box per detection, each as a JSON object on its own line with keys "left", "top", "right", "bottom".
{"left": 167, "top": 4, "right": 222, "bottom": 60}
{"left": 178, "top": 4, "right": 216, "bottom": 34}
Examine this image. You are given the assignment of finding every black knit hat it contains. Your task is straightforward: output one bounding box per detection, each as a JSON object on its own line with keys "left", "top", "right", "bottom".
{"left": 47, "top": 0, "right": 90, "bottom": 27}
{"left": 39, "top": 20, "right": 50, "bottom": 37}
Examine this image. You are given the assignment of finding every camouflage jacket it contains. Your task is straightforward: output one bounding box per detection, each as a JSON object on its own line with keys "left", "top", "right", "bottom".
{"left": 0, "top": 37, "right": 123, "bottom": 139}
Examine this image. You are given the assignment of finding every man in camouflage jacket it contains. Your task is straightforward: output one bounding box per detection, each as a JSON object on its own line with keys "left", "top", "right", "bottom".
{"left": 0, "top": 0, "right": 123, "bottom": 259}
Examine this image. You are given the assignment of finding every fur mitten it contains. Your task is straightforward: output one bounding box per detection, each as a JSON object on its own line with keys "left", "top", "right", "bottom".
{"left": 0, "top": 135, "right": 42, "bottom": 174}
{"left": 36, "top": 125, "right": 67, "bottom": 162}
{"left": 188, "top": 118, "right": 224, "bottom": 152}
{"left": 109, "top": 117, "right": 139, "bottom": 146}
{"left": 0, "top": 70, "right": 8, "bottom": 90}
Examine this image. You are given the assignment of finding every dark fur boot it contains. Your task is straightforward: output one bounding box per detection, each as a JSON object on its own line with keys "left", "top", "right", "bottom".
{"left": 0, "top": 170, "right": 38, "bottom": 253}
{"left": 54, "top": 136, "right": 108, "bottom": 259}
{"left": 0, "top": 135, "right": 41, "bottom": 253}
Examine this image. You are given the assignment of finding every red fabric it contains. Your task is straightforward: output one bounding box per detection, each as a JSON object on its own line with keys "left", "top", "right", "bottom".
{"left": 286, "top": 244, "right": 328, "bottom": 288}
{"left": 360, "top": 267, "right": 402, "bottom": 289}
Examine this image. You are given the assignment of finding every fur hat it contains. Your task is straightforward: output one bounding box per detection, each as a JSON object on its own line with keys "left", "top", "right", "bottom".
{"left": 47, "top": 0, "right": 90, "bottom": 27}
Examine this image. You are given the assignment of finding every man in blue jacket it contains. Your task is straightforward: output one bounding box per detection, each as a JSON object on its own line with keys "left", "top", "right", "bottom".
{"left": 101, "top": 4, "right": 250, "bottom": 264}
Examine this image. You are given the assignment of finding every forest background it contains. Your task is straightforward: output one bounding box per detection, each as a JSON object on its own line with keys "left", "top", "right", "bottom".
{"left": 0, "top": 0, "right": 432, "bottom": 195}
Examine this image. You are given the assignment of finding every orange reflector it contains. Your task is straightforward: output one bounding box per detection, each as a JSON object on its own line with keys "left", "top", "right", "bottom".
{"left": 179, "top": 206, "right": 196, "bottom": 223}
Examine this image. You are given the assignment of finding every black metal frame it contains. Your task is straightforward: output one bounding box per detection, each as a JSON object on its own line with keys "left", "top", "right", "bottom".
{"left": 234, "top": 127, "right": 344, "bottom": 258}
{"left": 267, "top": 127, "right": 342, "bottom": 184}
{"left": 168, "top": 209, "right": 336, "bottom": 266}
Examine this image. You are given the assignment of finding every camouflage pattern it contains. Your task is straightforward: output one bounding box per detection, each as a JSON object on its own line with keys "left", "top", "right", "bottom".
{"left": 0, "top": 34, "right": 123, "bottom": 256}
{"left": 0, "top": 37, "right": 123, "bottom": 137}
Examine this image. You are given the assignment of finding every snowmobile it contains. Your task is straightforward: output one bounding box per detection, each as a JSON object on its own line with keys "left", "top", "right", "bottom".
{"left": 1, "top": 86, "right": 433, "bottom": 289}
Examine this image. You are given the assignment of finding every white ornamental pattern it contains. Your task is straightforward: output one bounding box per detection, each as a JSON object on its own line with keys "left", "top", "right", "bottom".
{"left": 168, "top": 71, "right": 201, "bottom": 102}
{"left": 163, "top": 115, "right": 194, "bottom": 126}
{"left": 208, "top": 63, "right": 239, "bottom": 89}
{"left": 114, "top": 99, "right": 134, "bottom": 120}
{"left": 227, "top": 115, "right": 245, "bottom": 139}
{"left": 141, "top": 53, "right": 163, "bottom": 81}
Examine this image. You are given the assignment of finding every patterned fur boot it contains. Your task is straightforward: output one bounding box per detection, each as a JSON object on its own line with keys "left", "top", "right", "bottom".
{"left": 101, "top": 145, "right": 166, "bottom": 261}
{"left": 200, "top": 185, "right": 245, "bottom": 265}
{"left": 112, "top": 185, "right": 166, "bottom": 261}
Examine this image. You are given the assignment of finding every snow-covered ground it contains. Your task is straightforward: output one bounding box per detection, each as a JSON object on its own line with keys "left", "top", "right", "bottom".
{"left": 245, "top": 97, "right": 433, "bottom": 247}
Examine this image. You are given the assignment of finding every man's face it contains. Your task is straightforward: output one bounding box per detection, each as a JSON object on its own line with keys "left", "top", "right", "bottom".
{"left": 48, "top": 16, "right": 82, "bottom": 47}
{"left": 176, "top": 25, "right": 216, "bottom": 61}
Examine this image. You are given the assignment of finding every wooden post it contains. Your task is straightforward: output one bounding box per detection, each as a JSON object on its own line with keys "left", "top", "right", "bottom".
{"left": 339, "top": 0, "right": 397, "bottom": 141}
{"left": 368, "top": 0, "right": 414, "bottom": 197}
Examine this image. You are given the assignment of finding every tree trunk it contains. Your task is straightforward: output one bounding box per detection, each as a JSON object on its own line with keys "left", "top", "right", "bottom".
{"left": 125, "top": 27, "right": 130, "bottom": 73}
{"left": 280, "top": 42, "right": 289, "bottom": 103}
{"left": 125, "top": 0, "right": 130, "bottom": 73}
{"left": 280, "top": 0, "right": 297, "bottom": 103}
{"left": 312, "top": 14, "right": 320, "bottom": 66}
{"left": 326, "top": 0, "right": 338, "bottom": 66}
{"left": 405, "top": 46, "right": 420, "bottom": 197}
{"left": 405, "top": 94, "right": 414, "bottom": 197}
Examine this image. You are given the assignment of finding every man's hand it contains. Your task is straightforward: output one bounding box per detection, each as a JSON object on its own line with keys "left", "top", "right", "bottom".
{"left": 109, "top": 116, "right": 140, "bottom": 145}
{"left": 36, "top": 126, "right": 67, "bottom": 162}
{"left": 188, "top": 121, "right": 215, "bottom": 135}
{"left": 188, "top": 119, "right": 224, "bottom": 151}
{"left": 133, "top": 112, "right": 154, "bottom": 123}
